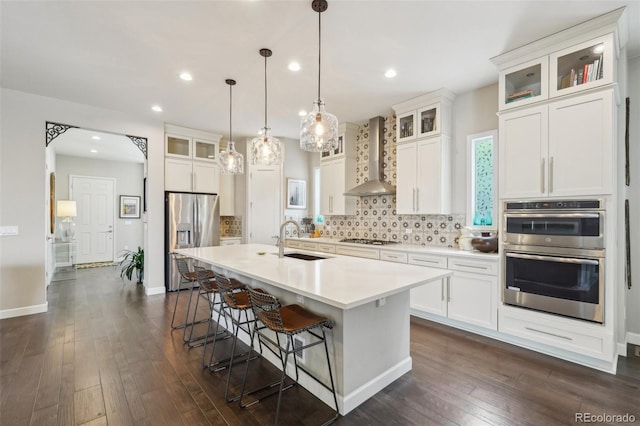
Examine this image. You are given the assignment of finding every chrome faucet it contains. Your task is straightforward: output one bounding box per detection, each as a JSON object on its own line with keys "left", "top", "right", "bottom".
{"left": 278, "top": 220, "right": 300, "bottom": 258}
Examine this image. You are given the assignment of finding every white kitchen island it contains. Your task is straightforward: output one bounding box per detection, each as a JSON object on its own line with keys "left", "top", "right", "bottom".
{"left": 175, "top": 243, "right": 452, "bottom": 415}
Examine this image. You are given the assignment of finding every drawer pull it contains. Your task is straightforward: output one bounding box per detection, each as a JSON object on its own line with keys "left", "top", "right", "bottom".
{"left": 452, "top": 263, "right": 489, "bottom": 270}
{"left": 413, "top": 258, "right": 441, "bottom": 264}
{"left": 524, "top": 327, "right": 572, "bottom": 341}
{"left": 386, "top": 255, "right": 398, "bottom": 259}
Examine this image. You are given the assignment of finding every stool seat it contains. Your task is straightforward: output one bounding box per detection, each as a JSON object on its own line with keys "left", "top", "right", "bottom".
{"left": 223, "top": 291, "right": 251, "bottom": 310}
{"left": 261, "top": 304, "right": 331, "bottom": 334}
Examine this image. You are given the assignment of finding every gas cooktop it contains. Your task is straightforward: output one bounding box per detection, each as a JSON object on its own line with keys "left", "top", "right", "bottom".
{"left": 339, "top": 238, "right": 400, "bottom": 246}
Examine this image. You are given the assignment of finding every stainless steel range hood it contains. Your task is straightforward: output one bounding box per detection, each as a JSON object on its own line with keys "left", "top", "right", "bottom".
{"left": 344, "top": 116, "right": 396, "bottom": 196}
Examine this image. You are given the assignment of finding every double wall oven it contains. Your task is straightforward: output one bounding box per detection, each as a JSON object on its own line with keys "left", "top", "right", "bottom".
{"left": 502, "top": 200, "right": 605, "bottom": 323}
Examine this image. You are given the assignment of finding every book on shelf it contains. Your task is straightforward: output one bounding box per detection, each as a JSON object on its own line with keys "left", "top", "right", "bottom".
{"left": 506, "top": 89, "right": 533, "bottom": 103}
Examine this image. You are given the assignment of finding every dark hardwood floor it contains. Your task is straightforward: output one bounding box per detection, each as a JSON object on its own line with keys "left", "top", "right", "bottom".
{"left": 1, "top": 267, "right": 638, "bottom": 425}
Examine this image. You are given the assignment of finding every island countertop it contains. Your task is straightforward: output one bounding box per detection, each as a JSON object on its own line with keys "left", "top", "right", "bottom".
{"left": 175, "top": 243, "right": 452, "bottom": 310}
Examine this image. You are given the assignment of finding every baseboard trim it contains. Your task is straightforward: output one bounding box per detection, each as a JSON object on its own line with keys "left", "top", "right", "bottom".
{"left": 0, "top": 302, "right": 48, "bottom": 319}
{"left": 145, "top": 286, "right": 165, "bottom": 296}
{"left": 626, "top": 331, "right": 640, "bottom": 346}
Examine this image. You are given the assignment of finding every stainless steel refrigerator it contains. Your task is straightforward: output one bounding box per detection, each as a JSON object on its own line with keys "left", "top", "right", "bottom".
{"left": 165, "top": 191, "right": 220, "bottom": 291}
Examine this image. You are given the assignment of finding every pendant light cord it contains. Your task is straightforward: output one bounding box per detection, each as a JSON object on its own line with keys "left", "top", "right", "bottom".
{"left": 317, "top": 7, "right": 322, "bottom": 101}
{"left": 229, "top": 83, "right": 233, "bottom": 143}
{"left": 264, "top": 54, "right": 268, "bottom": 129}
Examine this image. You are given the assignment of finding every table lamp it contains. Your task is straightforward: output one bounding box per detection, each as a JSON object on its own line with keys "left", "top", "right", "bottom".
{"left": 57, "top": 200, "right": 77, "bottom": 242}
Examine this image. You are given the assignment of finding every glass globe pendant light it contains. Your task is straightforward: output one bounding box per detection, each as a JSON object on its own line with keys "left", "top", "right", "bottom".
{"left": 219, "top": 79, "right": 244, "bottom": 174}
{"left": 300, "top": 0, "right": 338, "bottom": 153}
{"left": 250, "top": 48, "right": 282, "bottom": 165}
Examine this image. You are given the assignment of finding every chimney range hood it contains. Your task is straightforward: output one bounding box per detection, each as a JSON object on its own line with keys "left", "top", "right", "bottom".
{"left": 344, "top": 116, "right": 396, "bottom": 196}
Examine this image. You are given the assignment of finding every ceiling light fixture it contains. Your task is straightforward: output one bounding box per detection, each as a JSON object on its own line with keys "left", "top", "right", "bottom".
{"left": 385, "top": 69, "right": 397, "bottom": 78}
{"left": 298, "top": 110, "right": 307, "bottom": 117}
{"left": 218, "top": 79, "right": 244, "bottom": 175}
{"left": 180, "top": 72, "right": 193, "bottom": 81}
{"left": 288, "top": 61, "right": 301, "bottom": 72}
{"left": 90, "top": 149, "right": 98, "bottom": 153}
{"left": 91, "top": 135, "right": 101, "bottom": 140}
{"left": 299, "top": 0, "right": 338, "bottom": 153}
{"left": 250, "top": 48, "right": 282, "bottom": 166}
{"left": 151, "top": 105, "right": 162, "bottom": 112}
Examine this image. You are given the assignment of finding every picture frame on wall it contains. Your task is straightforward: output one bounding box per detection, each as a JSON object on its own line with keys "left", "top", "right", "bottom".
{"left": 286, "top": 179, "right": 306, "bottom": 209}
{"left": 120, "top": 195, "right": 141, "bottom": 218}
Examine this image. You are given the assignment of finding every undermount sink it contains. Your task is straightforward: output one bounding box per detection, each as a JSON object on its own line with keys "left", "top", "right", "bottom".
{"left": 281, "top": 252, "right": 329, "bottom": 261}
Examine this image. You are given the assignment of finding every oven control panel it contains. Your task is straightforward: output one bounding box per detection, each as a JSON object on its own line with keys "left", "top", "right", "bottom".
{"left": 504, "top": 199, "right": 602, "bottom": 211}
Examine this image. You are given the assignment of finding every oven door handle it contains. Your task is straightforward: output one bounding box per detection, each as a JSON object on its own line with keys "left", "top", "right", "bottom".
{"left": 505, "top": 252, "right": 600, "bottom": 265}
{"left": 504, "top": 213, "right": 601, "bottom": 219}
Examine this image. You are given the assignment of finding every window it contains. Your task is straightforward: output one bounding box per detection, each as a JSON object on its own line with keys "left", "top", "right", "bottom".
{"left": 467, "top": 130, "right": 497, "bottom": 228}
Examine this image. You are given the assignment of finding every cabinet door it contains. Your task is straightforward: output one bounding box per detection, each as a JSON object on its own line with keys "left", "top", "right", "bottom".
{"left": 165, "top": 134, "right": 191, "bottom": 158}
{"left": 193, "top": 162, "right": 219, "bottom": 194}
{"left": 396, "top": 143, "right": 417, "bottom": 214}
{"left": 165, "top": 158, "right": 193, "bottom": 192}
{"left": 499, "top": 57, "right": 548, "bottom": 111}
{"left": 498, "top": 105, "right": 548, "bottom": 199}
{"left": 410, "top": 279, "right": 447, "bottom": 317}
{"left": 331, "top": 160, "right": 347, "bottom": 214}
{"left": 447, "top": 272, "right": 497, "bottom": 330}
{"left": 416, "top": 138, "right": 449, "bottom": 213}
{"left": 193, "top": 139, "right": 218, "bottom": 163}
{"left": 320, "top": 162, "right": 333, "bottom": 215}
{"left": 396, "top": 110, "right": 417, "bottom": 143}
{"left": 548, "top": 90, "right": 613, "bottom": 196}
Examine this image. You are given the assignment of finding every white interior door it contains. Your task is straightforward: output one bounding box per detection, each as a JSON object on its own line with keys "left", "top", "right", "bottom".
{"left": 71, "top": 175, "right": 115, "bottom": 264}
{"left": 248, "top": 165, "right": 282, "bottom": 245}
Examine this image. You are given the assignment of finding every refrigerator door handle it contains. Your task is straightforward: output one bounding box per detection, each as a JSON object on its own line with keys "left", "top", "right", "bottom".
{"left": 193, "top": 197, "right": 199, "bottom": 247}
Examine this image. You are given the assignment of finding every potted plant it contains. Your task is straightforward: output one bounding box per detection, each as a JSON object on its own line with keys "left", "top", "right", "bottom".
{"left": 119, "top": 246, "right": 144, "bottom": 284}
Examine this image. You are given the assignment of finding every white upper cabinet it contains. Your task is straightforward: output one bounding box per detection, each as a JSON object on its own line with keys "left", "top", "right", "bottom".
{"left": 393, "top": 89, "right": 454, "bottom": 214}
{"left": 499, "top": 90, "right": 613, "bottom": 199}
{"left": 549, "top": 33, "right": 615, "bottom": 99}
{"left": 164, "top": 124, "right": 222, "bottom": 193}
{"left": 492, "top": 7, "right": 624, "bottom": 112}
{"left": 499, "top": 56, "right": 549, "bottom": 111}
{"left": 320, "top": 122, "right": 358, "bottom": 161}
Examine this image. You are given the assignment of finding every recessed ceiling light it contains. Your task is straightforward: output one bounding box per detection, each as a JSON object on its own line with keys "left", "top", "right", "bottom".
{"left": 91, "top": 135, "right": 101, "bottom": 140}
{"left": 152, "top": 105, "right": 163, "bottom": 112}
{"left": 593, "top": 44, "right": 604, "bottom": 54}
{"left": 180, "top": 72, "right": 193, "bottom": 81}
{"left": 385, "top": 69, "right": 397, "bottom": 78}
{"left": 288, "top": 61, "right": 301, "bottom": 72}
{"left": 298, "top": 110, "right": 307, "bottom": 117}
{"left": 90, "top": 149, "right": 98, "bottom": 153}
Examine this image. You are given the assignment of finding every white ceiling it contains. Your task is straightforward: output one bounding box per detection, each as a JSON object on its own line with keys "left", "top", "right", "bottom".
{"left": 2, "top": 1, "right": 639, "bottom": 146}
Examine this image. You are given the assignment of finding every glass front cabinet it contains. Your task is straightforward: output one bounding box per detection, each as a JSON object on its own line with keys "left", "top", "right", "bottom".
{"left": 396, "top": 110, "right": 417, "bottom": 143}
{"left": 165, "top": 133, "right": 219, "bottom": 163}
{"left": 549, "top": 33, "right": 614, "bottom": 98}
{"left": 499, "top": 57, "right": 548, "bottom": 110}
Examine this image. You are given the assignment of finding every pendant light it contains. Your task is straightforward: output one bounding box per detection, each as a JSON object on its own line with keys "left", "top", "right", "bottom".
{"left": 250, "top": 48, "right": 282, "bottom": 165}
{"left": 299, "top": 0, "right": 338, "bottom": 153}
{"left": 219, "top": 79, "right": 244, "bottom": 174}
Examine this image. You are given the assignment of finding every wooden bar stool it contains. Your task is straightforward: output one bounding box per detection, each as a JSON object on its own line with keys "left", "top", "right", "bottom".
{"left": 170, "top": 255, "right": 214, "bottom": 330}
{"left": 239, "top": 287, "right": 339, "bottom": 426}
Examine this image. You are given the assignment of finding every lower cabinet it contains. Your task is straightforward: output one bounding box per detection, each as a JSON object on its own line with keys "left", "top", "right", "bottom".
{"left": 410, "top": 254, "right": 498, "bottom": 331}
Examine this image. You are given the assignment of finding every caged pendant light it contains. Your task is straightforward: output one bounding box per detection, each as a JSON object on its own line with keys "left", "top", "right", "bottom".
{"left": 219, "top": 79, "right": 244, "bottom": 175}
{"left": 299, "top": 0, "right": 338, "bottom": 153}
{"left": 250, "top": 48, "right": 282, "bottom": 165}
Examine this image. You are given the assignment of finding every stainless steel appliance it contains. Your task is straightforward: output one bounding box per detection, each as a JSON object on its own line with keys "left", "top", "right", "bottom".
{"left": 502, "top": 199, "right": 605, "bottom": 323}
{"left": 165, "top": 191, "right": 220, "bottom": 291}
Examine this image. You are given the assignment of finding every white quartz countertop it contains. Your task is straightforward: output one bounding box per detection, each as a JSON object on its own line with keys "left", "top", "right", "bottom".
{"left": 288, "top": 237, "right": 499, "bottom": 260}
{"left": 175, "top": 243, "right": 452, "bottom": 310}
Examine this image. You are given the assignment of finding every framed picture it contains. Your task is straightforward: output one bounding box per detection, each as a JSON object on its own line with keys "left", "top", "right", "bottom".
{"left": 287, "top": 179, "right": 306, "bottom": 209}
{"left": 120, "top": 195, "right": 141, "bottom": 218}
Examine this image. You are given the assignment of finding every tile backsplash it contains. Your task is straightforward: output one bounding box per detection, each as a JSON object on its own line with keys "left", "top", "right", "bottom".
{"left": 317, "top": 113, "right": 465, "bottom": 248}
{"left": 220, "top": 216, "right": 242, "bottom": 237}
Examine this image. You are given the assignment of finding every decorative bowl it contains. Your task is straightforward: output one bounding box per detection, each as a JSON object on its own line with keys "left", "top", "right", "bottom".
{"left": 471, "top": 236, "right": 498, "bottom": 253}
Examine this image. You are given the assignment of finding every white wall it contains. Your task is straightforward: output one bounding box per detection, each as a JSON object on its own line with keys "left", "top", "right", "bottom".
{"left": 451, "top": 83, "right": 500, "bottom": 216}
{"left": 56, "top": 155, "right": 145, "bottom": 257}
{"left": 626, "top": 55, "right": 640, "bottom": 342}
{"left": 0, "top": 88, "right": 166, "bottom": 318}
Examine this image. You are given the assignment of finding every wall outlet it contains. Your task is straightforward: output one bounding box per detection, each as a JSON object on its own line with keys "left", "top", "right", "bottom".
{"left": 293, "top": 336, "right": 306, "bottom": 363}
{"left": 376, "top": 297, "right": 386, "bottom": 307}
{"left": 296, "top": 294, "right": 305, "bottom": 304}
{"left": 325, "top": 225, "right": 331, "bottom": 231}
{"left": 405, "top": 228, "right": 412, "bottom": 234}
